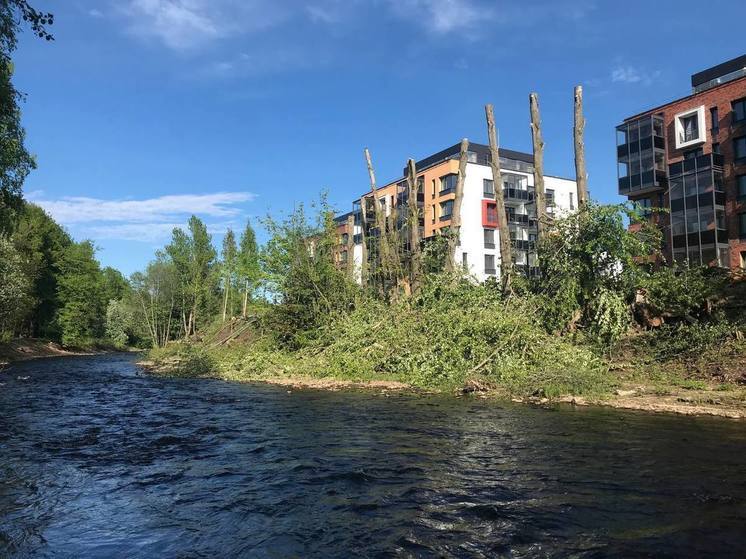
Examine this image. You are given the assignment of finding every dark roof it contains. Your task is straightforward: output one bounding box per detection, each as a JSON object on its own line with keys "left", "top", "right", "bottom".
{"left": 691, "top": 54, "right": 746, "bottom": 88}
{"left": 333, "top": 211, "right": 353, "bottom": 223}
{"left": 412, "top": 142, "right": 533, "bottom": 173}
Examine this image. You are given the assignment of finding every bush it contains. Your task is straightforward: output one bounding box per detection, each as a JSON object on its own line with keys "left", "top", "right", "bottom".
{"left": 644, "top": 321, "right": 742, "bottom": 362}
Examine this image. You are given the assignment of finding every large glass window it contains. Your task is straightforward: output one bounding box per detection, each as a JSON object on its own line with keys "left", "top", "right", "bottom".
{"left": 671, "top": 211, "right": 686, "bottom": 236}
{"left": 684, "top": 173, "right": 697, "bottom": 197}
{"left": 699, "top": 207, "right": 714, "bottom": 232}
{"left": 483, "top": 179, "right": 494, "bottom": 197}
{"left": 697, "top": 170, "right": 713, "bottom": 193}
{"left": 440, "top": 199, "right": 453, "bottom": 218}
{"left": 483, "top": 228, "right": 495, "bottom": 248}
{"left": 738, "top": 175, "right": 746, "bottom": 198}
{"left": 716, "top": 209, "right": 726, "bottom": 230}
{"left": 718, "top": 247, "right": 730, "bottom": 268}
{"left": 486, "top": 202, "right": 498, "bottom": 224}
{"left": 710, "top": 107, "right": 720, "bottom": 133}
{"left": 686, "top": 208, "right": 699, "bottom": 233}
{"left": 733, "top": 98, "right": 746, "bottom": 123}
{"left": 734, "top": 136, "right": 746, "bottom": 161}
{"left": 740, "top": 213, "right": 746, "bottom": 238}
{"left": 682, "top": 114, "right": 699, "bottom": 142}
{"left": 440, "top": 174, "right": 458, "bottom": 193}
{"left": 484, "top": 254, "right": 496, "bottom": 274}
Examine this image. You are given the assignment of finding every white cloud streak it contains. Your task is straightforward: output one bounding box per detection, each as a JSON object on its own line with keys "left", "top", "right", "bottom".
{"left": 120, "top": 0, "right": 288, "bottom": 50}
{"left": 611, "top": 65, "right": 661, "bottom": 86}
{"left": 29, "top": 191, "right": 255, "bottom": 224}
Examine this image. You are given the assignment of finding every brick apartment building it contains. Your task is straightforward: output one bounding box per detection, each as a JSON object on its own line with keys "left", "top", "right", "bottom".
{"left": 616, "top": 54, "right": 746, "bottom": 270}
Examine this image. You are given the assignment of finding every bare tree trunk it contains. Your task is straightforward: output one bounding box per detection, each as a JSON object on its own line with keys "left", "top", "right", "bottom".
{"left": 363, "top": 148, "right": 383, "bottom": 289}
{"left": 406, "top": 158, "right": 422, "bottom": 290}
{"left": 346, "top": 214, "right": 355, "bottom": 280}
{"left": 485, "top": 105, "right": 513, "bottom": 290}
{"left": 529, "top": 93, "right": 547, "bottom": 243}
{"left": 222, "top": 274, "right": 229, "bottom": 323}
{"left": 446, "top": 139, "right": 469, "bottom": 273}
{"left": 574, "top": 85, "right": 589, "bottom": 207}
{"left": 242, "top": 279, "right": 249, "bottom": 318}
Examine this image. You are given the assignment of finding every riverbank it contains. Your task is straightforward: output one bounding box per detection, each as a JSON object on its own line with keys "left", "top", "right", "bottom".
{"left": 140, "top": 338, "right": 746, "bottom": 419}
{"left": 0, "top": 339, "right": 95, "bottom": 368}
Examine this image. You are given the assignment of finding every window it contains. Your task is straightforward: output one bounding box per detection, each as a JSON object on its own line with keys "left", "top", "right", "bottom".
{"left": 341, "top": 233, "right": 349, "bottom": 244}
{"left": 485, "top": 202, "right": 498, "bottom": 225}
{"left": 716, "top": 209, "right": 726, "bottom": 230}
{"left": 440, "top": 174, "right": 458, "bottom": 193}
{"left": 431, "top": 179, "right": 436, "bottom": 199}
{"left": 483, "top": 179, "right": 494, "bottom": 197}
{"left": 710, "top": 107, "right": 719, "bottom": 134}
{"left": 462, "top": 252, "right": 468, "bottom": 268}
{"left": 416, "top": 176, "right": 424, "bottom": 194}
{"left": 569, "top": 192, "right": 575, "bottom": 210}
{"left": 674, "top": 106, "right": 705, "bottom": 149}
{"left": 635, "top": 198, "right": 652, "bottom": 218}
{"left": 484, "top": 254, "right": 496, "bottom": 275}
{"left": 741, "top": 251, "right": 746, "bottom": 269}
{"left": 734, "top": 98, "right": 746, "bottom": 123}
{"left": 684, "top": 148, "right": 703, "bottom": 159}
{"left": 682, "top": 114, "right": 699, "bottom": 142}
{"left": 340, "top": 250, "right": 348, "bottom": 263}
{"left": 738, "top": 175, "right": 746, "bottom": 199}
{"left": 712, "top": 142, "right": 721, "bottom": 155}
{"left": 440, "top": 200, "right": 453, "bottom": 219}
{"left": 484, "top": 228, "right": 495, "bottom": 248}
{"left": 740, "top": 213, "right": 746, "bottom": 239}
{"left": 430, "top": 204, "right": 436, "bottom": 223}
{"left": 718, "top": 247, "right": 730, "bottom": 268}
{"left": 734, "top": 136, "right": 746, "bottom": 161}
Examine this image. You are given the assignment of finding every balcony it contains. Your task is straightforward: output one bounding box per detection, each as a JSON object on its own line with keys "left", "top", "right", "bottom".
{"left": 616, "top": 114, "right": 667, "bottom": 196}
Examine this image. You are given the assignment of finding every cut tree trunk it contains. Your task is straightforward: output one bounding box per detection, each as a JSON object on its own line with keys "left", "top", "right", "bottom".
{"left": 346, "top": 213, "right": 355, "bottom": 280}
{"left": 485, "top": 104, "right": 513, "bottom": 290}
{"left": 529, "top": 93, "right": 547, "bottom": 243}
{"left": 242, "top": 279, "right": 249, "bottom": 318}
{"left": 574, "top": 85, "right": 589, "bottom": 207}
{"left": 406, "top": 158, "right": 422, "bottom": 290}
{"left": 446, "top": 139, "right": 469, "bottom": 273}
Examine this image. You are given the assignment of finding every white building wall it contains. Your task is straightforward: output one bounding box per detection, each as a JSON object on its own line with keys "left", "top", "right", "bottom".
{"left": 455, "top": 163, "right": 578, "bottom": 283}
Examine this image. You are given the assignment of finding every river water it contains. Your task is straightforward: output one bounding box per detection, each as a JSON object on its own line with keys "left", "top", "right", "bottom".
{"left": 1, "top": 354, "right": 745, "bottom": 558}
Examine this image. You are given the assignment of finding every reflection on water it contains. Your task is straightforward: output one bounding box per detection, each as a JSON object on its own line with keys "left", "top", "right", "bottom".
{"left": 1, "top": 354, "right": 745, "bottom": 557}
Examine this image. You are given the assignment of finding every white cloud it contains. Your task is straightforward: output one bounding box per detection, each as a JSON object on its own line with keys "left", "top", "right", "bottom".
{"left": 89, "top": 8, "right": 104, "bottom": 18}
{"left": 120, "top": 0, "right": 288, "bottom": 50}
{"left": 387, "top": 0, "right": 483, "bottom": 33}
{"left": 611, "top": 65, "right": 661, "bottom": 86}
{"left": 27, "top": 191, "right": 255, "bottom": 243}
{"left": 29, "top": 191, "right": 255, "bottom": 224}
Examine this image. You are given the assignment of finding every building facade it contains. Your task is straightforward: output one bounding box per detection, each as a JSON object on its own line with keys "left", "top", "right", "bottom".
{"left": 616, "top": 54, "right": 746, "bottom": 270}
{"left": 335, "top": 142, "right": 578, "bottom": 284}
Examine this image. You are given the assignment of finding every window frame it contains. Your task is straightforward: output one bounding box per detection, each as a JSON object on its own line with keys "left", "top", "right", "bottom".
{"left": 674, "top": 105, "right": 706, "bottom": 149}
{"left": 733, "top": 97, "right": 746, "bottom": 123}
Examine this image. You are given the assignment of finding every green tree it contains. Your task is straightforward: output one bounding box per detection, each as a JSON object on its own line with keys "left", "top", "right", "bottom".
{"left": 0, "top": 1, "right": 53, "bottom": 233}
{"left": 537, "top": 203, "right": 661, "bottom": 344}
{"left": 221, "top": 228, "right": 237, "bottom": 322}
{"left": 130, "top": 256, "right": 179, "bottom": 348}
{"left": 105, "top": 299, "right": 132, "bottom": 349}
{"left": 237, "top": 219, "right": 260, "bottom": 317}
{"left": 165, "top": 216, "right": 217, "bottom": 337}
{"left": 0, "top": 235, "right": 29, "bottom": 334}
{"left": 101, "top": 266, "right": 129, "bottom": 304}
{"left": 56, "top": 240, "right": 105, "bottom": 347}
{"left": 11, "top": 203, "right": 71, "bottom": 337}
{"left": 261, "top": 198, "right": 358, "bottom": 348}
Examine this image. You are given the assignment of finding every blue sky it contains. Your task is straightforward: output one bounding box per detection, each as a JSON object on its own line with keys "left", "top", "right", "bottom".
{"left": 13, "top": 0, "right": 745, "bottom": 275}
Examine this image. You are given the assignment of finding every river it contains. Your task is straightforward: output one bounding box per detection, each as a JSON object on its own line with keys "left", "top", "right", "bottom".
{"left": 1, "top": 354, "right": 745, "bottom": 558}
